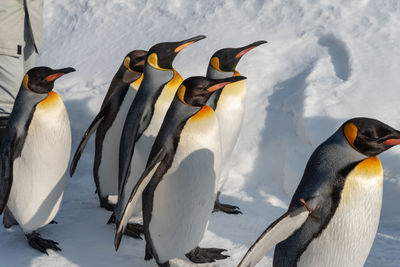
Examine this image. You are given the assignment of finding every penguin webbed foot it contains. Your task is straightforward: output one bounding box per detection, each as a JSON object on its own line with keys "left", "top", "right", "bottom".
{"left": 213, "top": 192, "right": 242, "bottom": 214}
{"left": 99, "top": 196, "right": 115, "bottom": 212}
{"left": 26, "top": 232, "right": 61, "bottom": 255}
{"left": 124, "top": 223, "right": 144, "bottom": 239}
{"left": 185, "top": 246, "right": 229, "bottom": 263}
{"left": 49, "top": 220, "right": 58, "bottom": 224}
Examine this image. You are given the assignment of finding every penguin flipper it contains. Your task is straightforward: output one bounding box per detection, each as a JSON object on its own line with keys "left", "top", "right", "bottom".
{"left": 114, "top": 146, "right": 167, "bottom": 251}
{"left": 0, "top": 140, "right": 14, "bottom": 214}
{"left": 237, "top": 205, "right": 310, "bottom": 267}
{"left": 69, "top": 104, "right": 111, "bottom": 177}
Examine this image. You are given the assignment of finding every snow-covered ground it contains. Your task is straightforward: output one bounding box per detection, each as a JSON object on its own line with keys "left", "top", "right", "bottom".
{"left": 1, "top": 0, "right": 400, "bottom": 266}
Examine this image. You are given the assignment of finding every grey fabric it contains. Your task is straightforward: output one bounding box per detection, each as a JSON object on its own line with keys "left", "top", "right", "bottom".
{"left": 0, "top": 1, "right": 38, "bottom": 116}
{"left": 0, "top": 0, "right": 43, "bottom": 56}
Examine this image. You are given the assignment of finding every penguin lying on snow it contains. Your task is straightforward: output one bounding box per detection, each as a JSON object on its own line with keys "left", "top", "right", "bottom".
{"left": 206, "top": 40, "right": 267, "bottom": 214}
{"left": 69, "top": 50, "right": 147, "bottom": 212}
{"left": 0, "top": 66, "right": 75, "bottom": 254}
{"left": 114, "top": 75, "right": 246, "bottom": 266}
{"left": 115, "top": 35, "right": 206, "bottom": 238}
{"left": 238, "top": 118, "right": 400, "bottom": 267}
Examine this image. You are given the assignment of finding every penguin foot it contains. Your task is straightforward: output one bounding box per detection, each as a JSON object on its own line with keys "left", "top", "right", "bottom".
{"left": 124, "top": 223, "right": 144, "bottom": 239}
{"left": 26, "top": 232, "right": 61, "bottom": 255}
{"left": 49, "top": 220, "right": 58, "bottom": 224}
{"left": 99, "top": 197, "right": 115, "bottom": 212}
{"left": 185, "top": 246, "right": 229, "bottom": 263}
{"left": 213, "top": 192, "right": 242, "bottom": 214}
{"left": 2, "top": 207, "right": 18, "bottom": 228}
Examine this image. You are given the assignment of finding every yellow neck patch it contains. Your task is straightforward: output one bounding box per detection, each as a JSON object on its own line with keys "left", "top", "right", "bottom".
{"left": 210, "top": 57, "right": 222, "bottom": 71}
{"left": 38, "top": 91, "right": 61, "bottom": 109}
{"left": 177, "top": 85, "right": 187, "bottom": 104}
{"left": 147, "top": 53, "right": 168, "bottom": 70}
{"left": 344, "top": 122, "right": 358, "bottom": 149}
{"left": 190, "top": 105, "right": 214, "bottom": 122}
{"left": 130, "top": 73, "right": 143, "bottom": 90}
{"left": 354, "top": 157, "right": 383, "bottom": 177}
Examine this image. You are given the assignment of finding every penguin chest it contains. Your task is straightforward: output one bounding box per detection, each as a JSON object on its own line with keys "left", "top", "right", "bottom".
{"left": 8, "top": 92, "right": 71, "bottom": 233}
{"left": 215, "top": 80, "right": 246, "bottom": 164}
{"left": 149, "top": 107, "right": 221, "bottom": 262}
{"left": 298, "top": 157, "right": 383, "bottom": 267}
{"left": 98, "top": 88, "right": 136, "bottom": 196}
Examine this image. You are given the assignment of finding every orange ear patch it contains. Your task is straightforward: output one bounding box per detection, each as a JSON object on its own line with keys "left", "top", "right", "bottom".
{"left": 38, "top": 91, "right": 61, "bottom": 109}
{"left": 343, "top": 122, "right": 358, "bottom": 149}
{"left": 210, "top": 57, "right": 222, "bottom": 71}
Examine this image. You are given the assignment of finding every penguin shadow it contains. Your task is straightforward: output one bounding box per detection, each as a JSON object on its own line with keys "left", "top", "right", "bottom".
{"left": 242, "top": 65, "right": 316, "bottom": 213}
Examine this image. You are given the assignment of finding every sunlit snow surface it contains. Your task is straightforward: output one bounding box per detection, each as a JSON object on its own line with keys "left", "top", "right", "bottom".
{"left": 1, "top": 0, "right": 400, "bottom": 266}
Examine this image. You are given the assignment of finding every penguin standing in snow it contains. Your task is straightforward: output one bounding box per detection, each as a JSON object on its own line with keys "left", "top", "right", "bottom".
{"left": 206, "top": 40, "right": 267, "bottom": 214}
{"left": 69, "top": 50, "right": 147, "bottom": 211}
{"left": 0, "top": 66, "right": 75, "bottom": 254}
{"left": 238, "top": 118, "right": 400, "bottom": 267}
{"left": 115, "top": 35, "right": 206, "bottom": 238}
{"left": 114, "top": 75, "right": 246, "bottom": 266}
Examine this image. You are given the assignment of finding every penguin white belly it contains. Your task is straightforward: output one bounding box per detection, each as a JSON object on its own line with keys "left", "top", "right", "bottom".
{"left": 298, "top": 157, "right": 383, "bottom": 267}
{"left": 149, "top": 106, "right": 221, "bottom": 263}
{"left": 98, "top": 88, "right": 136, "bottom": 197}
{"left": 215, "top": 80, "right": 245, "bottom": 188}
{"left": 8, "top": 92, "right": 71, "bottom": 234}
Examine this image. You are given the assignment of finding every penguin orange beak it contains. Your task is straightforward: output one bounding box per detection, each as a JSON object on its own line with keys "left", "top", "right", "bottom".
{"left": 383, "top": 139, "right": 400, "bottom": 145}
{"left": 207, "top": 76, "right": 247, "bottom": 92}
{"left": 174, "top": 35, "right": 206, "bottom": 53}
{"left": 235, "top": 40, "right": 267, "bottom": 59}
{"left": 45, "top": 67, "right": 76, "bottom": 81}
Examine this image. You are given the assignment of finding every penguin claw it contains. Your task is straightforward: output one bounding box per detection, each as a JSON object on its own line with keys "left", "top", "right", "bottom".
{"left": 124, "top": 223, "right": 144, "bottom": 240}
{"left": 213, "top": 192, "right": 242, "bottom": 214}
{"left": 185, "top": 246, "right": 229, "bottom": 263}
{"left": 26, "top": 232, "right": 61, "bottom": 255}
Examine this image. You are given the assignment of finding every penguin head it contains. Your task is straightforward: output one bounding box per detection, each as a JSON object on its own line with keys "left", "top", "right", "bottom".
{"left": 123, "top": 50, "right": 147, "bottom": 73}
{"left": 23, "top": 67, "right": 76, "bottom": 94}
{"left": 343, "top": 117, "right": 400, "bottom": 157}
{"left": 177, "top": 76, "right": 247, "bottom": 106}
{"left": 146, "top": 35, "right": 206, "bottom": 70}
{"left": 121, "top": 50, "right": 147, "bottom": 83}
{"left": 209, "top": 40, "right": 267, "bottom": 72}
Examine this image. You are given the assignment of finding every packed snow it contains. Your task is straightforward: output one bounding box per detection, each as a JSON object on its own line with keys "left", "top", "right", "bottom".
{"left": 1, "top": 0, "right": 400, "bottom": 266}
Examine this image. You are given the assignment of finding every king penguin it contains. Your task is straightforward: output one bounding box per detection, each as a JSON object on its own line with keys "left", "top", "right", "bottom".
{"left": 69, "top": 50, "right": 147, "bottom": 211}
{"left": 114, "top": 75, "right": 246, "bottom": 266}
{"left": 115, "top": 35, "right": 206, "bottom": 237}
{"left": 238, "top": 117, "right": 400, "bottom": 267}
{"left": 206, "top": 40, "right": 267, "bottom": 214}
{"left": 0, "top": 66, "right": 75, "bottom": 254}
